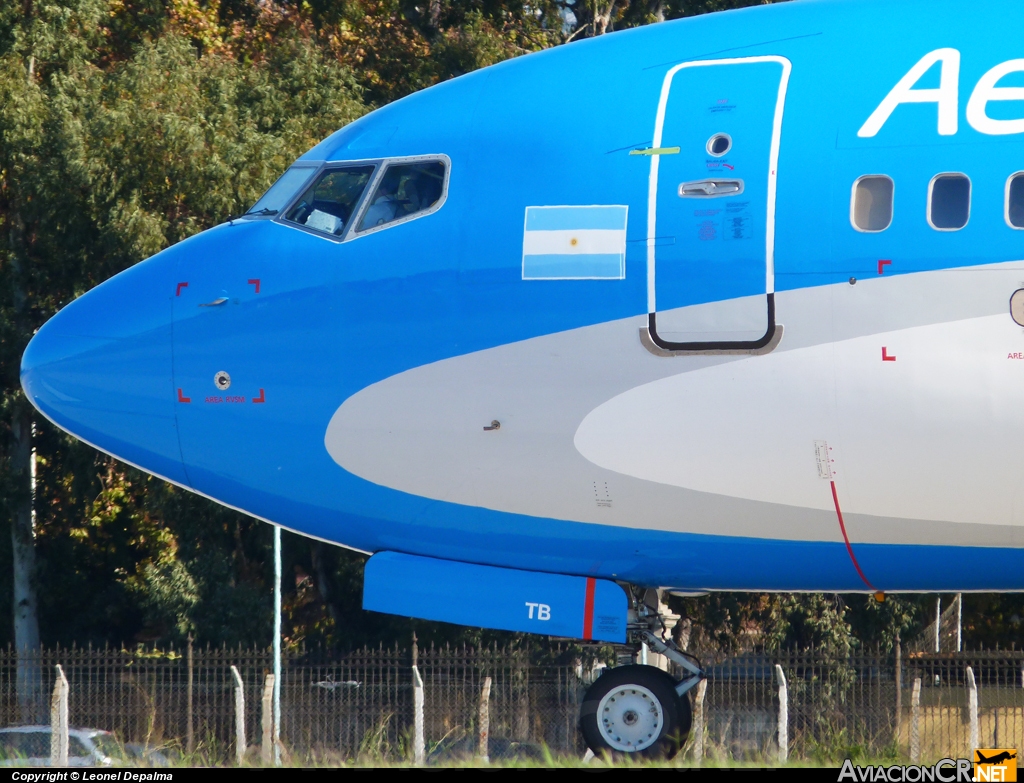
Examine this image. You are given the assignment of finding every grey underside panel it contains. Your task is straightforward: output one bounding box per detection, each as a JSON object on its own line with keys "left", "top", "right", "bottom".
{"left": 327, "top": 262, "right": 1024, "bottom": 548}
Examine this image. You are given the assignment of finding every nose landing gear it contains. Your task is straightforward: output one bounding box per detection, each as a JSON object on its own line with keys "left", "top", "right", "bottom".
{"left": 580, "top": 588, "right": 704, "bottom": 759}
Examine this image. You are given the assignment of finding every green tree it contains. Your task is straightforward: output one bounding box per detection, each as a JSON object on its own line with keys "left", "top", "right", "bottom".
{"left": 1, "top": 2, "right": 365, "bottom": 655}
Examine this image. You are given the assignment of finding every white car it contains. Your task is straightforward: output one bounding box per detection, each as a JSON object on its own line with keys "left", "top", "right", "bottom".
{"left": 0, "top": 726, "right": 123, "bottom": 766}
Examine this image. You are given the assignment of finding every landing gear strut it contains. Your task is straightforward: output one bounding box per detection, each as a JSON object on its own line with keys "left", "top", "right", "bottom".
{"left": 580, "top": 588, "right": 705, "bottom": 759}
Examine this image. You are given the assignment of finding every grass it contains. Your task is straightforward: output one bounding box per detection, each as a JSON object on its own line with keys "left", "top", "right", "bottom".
{"left": 142, "top": 742, "right": 897, "bottom": 768}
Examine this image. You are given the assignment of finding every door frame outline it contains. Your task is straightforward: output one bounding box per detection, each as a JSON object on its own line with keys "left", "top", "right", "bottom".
{"left": 645, "top": 55, "right": 792, "bottom": 352}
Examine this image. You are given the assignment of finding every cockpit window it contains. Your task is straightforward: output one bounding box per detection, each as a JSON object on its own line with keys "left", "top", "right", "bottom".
{"left": 357, "top": 160, "right": 446, "bottom": 232}
{"left": 247, "top": 165, "right": 317, "bottom": 217}
{"left": 283, "top": 166, "right": 375, "bottom": 237}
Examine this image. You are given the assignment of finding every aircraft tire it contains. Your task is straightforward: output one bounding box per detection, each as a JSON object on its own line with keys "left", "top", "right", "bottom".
{"left": 579, "top": 664, "right": 686, "bottom": 759}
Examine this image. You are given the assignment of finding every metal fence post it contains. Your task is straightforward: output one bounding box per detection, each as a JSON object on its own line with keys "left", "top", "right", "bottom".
{"left": 50, "top": 664, "right": 68, "bottom": 766}
{"left": 955, "top": 595, "right": 962, "bottom": 653}
{"left": 966, "top": 666, "right": 978, "bottom": 754}
{"left": 272, "top": 526, "right": 282, "bottom": 767}
{"left": 412, "top": 665, "right": 425, "bottom": 766}
{"left": 775, "top": 664, "right": 788, "bottom": 764}
{"left": 910, "top": 677, "right": 922, "bottom": 763}
{"left": 894, "top": 637, "right": 902, "bottom": 746}
{"left": 231, "top": 665, "right": 246, "bottom": 765}
{"left": 261, "top": 673, "right": 275, "bottom": 765}
{"left": 186, "top": 634, "right": 194, "bottom": 755}
{"left": 478, "top": 676, "right": 492, "bottom": 762}
{"left": 692, "top": 679, "right": 707, "bottom": 762}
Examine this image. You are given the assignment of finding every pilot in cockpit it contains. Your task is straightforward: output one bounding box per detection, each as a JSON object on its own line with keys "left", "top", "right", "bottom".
{"left": 360, "top": 175, "right": 401, "bottom": 228}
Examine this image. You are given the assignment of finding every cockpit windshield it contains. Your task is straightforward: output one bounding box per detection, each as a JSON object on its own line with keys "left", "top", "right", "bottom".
{"left": 284, "top": 165, "right": 375, "bottom": 237}
{"left": 246, "top": 165, "right": 318, "bottom": 216}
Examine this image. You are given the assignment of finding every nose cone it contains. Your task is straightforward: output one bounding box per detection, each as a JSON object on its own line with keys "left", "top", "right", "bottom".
{"left": 21, "top": 254, "right": 188, "bottom": 486}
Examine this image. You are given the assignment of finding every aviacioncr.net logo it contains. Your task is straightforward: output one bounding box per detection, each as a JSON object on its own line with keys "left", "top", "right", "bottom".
{"left": 839, "top": 758, "right": 974, "bottom": 782}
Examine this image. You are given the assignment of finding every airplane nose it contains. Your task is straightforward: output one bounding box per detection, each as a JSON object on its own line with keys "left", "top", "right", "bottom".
{"left": 20, "top": 254, "right": 188, "bottom": 486}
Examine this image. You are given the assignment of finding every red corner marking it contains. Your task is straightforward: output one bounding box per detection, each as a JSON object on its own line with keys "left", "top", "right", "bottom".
{"left": 877, "top": 260, "right": 892, "bottom": 275}
{"left": 882, "top": 347, "right": 896, "bottom": 362}
{"left": 176, "top": 282, "right": 189, "bottom": 296}
{"left": 252, "top": 389, "right": 265, "bottom": 404}
{"left": 177, "top": 388, "right": 191, "bottom": 403}
{"left": 582, "top": 577, "right": 596, "bottom": 640}
{"left": 248, "top": 279, "right": 261, "bottom": 294}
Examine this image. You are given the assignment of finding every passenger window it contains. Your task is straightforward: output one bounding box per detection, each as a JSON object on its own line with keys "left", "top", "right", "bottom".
{"left": 1006, "top": 173, "right": 1024, "bottom": 228}
{"left": 928, "top": 173, "right": 970, "bottom": 231}
{"left": 851, "top": 176, "right": 894, "bottom": 232}
{"left": 284, "top": 165, "right": 375, "bottom": 237}
{"left": 358, "top": 160, "right": 446, "bottom": 232}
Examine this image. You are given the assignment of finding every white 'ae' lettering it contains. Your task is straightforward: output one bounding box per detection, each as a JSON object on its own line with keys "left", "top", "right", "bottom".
{"left": 861, "top": 50, "right": 1024, "bottom": 138}
{"left": 967, "top": 58, "right": 1024, "bottom": 135}
{"left": 859, "top": 48, "right": 960, "bottom": 137}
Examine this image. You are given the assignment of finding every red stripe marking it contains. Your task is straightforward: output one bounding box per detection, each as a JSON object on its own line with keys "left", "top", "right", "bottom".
{"left": 177, "top": 388, "right": 190, "bottom": 404}
{"left": 252, "top": 388, "right": 265, "bottom": 404}
{"left": 247, "top": 278, "right": 261, "bottom": 294}
{"left": 877, "top": 259, "right": 892, "bottom": 275}
{"left": 175, "top": 282, "right": 188, "bottom": 296}
{"left": 830, "top": 480, "right": 876, "bottom": 591}
{"left": 582, "top": 577, "right": 596, "bottom": 640}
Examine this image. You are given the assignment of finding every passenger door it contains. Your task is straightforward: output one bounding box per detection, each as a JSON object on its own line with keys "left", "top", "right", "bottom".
{"left": 646, "top": 57, "right": 790, "bottom": 350}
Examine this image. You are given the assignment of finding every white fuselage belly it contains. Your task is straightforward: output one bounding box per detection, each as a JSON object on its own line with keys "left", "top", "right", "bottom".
{"left": 326, "top": 261, "right": 1024, "bottom": 550}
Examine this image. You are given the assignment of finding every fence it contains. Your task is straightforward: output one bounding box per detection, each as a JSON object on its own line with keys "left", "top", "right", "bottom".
{"left": 698, "top": 647, "right": 1024, "bottom": 764}
{"left": 0, "top": 643, "right": 1020, "bottom": 763}
{"left": 0, "top": 642, "right": 590, "bottom": 763}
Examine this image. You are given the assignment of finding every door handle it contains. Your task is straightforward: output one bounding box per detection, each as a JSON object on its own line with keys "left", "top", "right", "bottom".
{"left": 678, "top": 179, "right": 744, "bottom": 197}
{"left": 198, "top": 297, "right": 229, "bottom": 307}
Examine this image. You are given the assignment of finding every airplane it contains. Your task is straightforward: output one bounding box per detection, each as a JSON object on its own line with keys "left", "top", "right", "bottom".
{"left": 976, "top": 751, "right": 1017, "bottom": 765}
{"left": 19, "top": 0, "right": 1024, "bottom": 758}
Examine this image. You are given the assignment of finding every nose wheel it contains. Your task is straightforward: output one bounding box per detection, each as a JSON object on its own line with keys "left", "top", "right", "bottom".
{"left": 580, "top": 665, "right": 692, "bottom": 759}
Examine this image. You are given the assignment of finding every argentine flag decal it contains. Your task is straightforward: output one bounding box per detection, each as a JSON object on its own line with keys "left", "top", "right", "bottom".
{"left": 522, "top": 205, "right": 628, "bottom": 280}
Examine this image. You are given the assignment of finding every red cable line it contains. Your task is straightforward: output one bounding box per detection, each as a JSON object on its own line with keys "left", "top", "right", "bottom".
{"left": 830, "top": 480, "right": 877, "bottom": 591}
